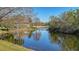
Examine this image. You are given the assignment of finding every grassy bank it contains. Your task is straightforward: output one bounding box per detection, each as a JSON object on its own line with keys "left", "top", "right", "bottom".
{"left": 0, "top": 40, "right": 31, "bottom": 51}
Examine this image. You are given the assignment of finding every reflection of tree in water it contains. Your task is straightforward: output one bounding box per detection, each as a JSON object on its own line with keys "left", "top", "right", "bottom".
{"left": 50, "top": 32, "right": 61, "bottom": 44}
{"left": 33, "top": 31, "right": 41, "bottom": 40}
{"left": 61, "top": 34, "right": 79, "bottom": 51}
{"left": 50, "top": 32, "right": 79, "bottom": 51}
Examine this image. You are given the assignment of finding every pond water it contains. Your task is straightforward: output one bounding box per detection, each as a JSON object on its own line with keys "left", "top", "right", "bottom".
{"left": 1, "top": 28, "right": 79, "bottom": 51}
{"left": 22, "top": 28, "right": 79, "bottom": 51}
{"left": 23, "top": 29, "right": 62, "bottom": 51}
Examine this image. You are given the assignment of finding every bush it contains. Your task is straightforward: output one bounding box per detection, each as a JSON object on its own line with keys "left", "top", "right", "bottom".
{"left": 0, "top": 33, "right": 24, "bottom": 45}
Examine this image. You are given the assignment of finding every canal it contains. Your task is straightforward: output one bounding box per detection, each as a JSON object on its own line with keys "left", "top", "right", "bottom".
{"left": 22, "top": 28, "right": 79, "bottom": 51}
{"left": 23, "top": 28, "right": 62, "bottom": 51}
{"left": 1, "top": 28, "right": 79, "bottom": 51}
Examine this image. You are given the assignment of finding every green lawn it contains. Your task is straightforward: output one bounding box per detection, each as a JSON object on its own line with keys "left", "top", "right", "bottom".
{"left": 0, "top": 40, "right": 31, "bottom": 51}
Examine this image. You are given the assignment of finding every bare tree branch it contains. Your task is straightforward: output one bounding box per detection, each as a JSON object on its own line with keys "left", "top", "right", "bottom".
{"left": 0, "top": 8, "right": 16, "bottom": 20}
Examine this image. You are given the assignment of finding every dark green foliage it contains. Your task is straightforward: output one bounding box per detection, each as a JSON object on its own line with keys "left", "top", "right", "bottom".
{"left": 48, "top": 9, "right": 79, "bottom": 34}
{"left": 0, "top": 33, "right": 24, "bottom": 45}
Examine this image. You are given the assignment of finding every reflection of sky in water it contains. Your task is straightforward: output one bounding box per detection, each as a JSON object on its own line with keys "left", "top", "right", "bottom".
{"left": 23, "top": 30, "right": 62, "bottom": 51}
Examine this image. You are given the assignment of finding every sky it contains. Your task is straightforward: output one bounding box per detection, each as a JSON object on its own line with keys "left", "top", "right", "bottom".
{"left": 33, "top": 7, "right": 79, "bottom": 22}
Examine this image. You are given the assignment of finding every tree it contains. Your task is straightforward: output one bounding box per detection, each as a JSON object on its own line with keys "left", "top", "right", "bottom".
{"left": 48, "top": 8, "right": 79, "bottom": 34}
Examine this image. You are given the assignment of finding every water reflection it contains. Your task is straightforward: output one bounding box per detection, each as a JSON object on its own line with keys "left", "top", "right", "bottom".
{"left": 51, "top": 33, "right": 79, "bottom": 51}
{"left": 32, "top": 30, "right": 41, "bottom": 40}
{"left": 50, "top": 32, "right": 61, "bottom": 44}
{"left": 1, "top": 27, "right": 77, "bottom": 51}
{"left": 61, "top": 34, "right": 79, "bottom": 51}
{"left": 23, "top": 30, "right": 62, "bottom": 51}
